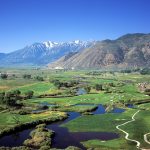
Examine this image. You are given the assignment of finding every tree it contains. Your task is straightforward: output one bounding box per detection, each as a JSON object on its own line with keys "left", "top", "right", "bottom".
{"left": 108, "top": 82, "right": 114, "bottom": 87}
{"left": 13, "top": 90, "right": 21, "bottom": 100}
{"left": 84, "top": 86, "right": 91, "bottom": 93}
{"left": 23, "top": 74, "right": 31, "bottom": 79}
{"left": 0, "top": 90, "right": 21, "bottom": 106}
{"left": 145, "top": 89, "right": 150, "bottom": 92}
{"left": 95, "top": 84, "right": 103, "bottom": 91}
{"left": 0, "top": 92, "right": 5, "bottom": 104}
{"left": 35, "top": 76, "right": 44, "bottom": 81}
{"left": 0, "top": 73, "right": 8, "bottom": 79}
{"left": 25, "top": 90, "right": 34, "bottom": 99}
{"left": 4, "top": 91, "right": 17, "bottom": 106}
{"left": 51, "top": 79, "right": 79, "bottom": 89}
{"left": 145, "top": 89, "right": 150, "bottom": 96}
{"left": 140, "top": 68, "right": 150, "bottom": 75}
{"left": 120, "top": 69, "right": 132, "bottom": 73}
{"left": 52, "top": 80, "right": 61, "bottom": 89}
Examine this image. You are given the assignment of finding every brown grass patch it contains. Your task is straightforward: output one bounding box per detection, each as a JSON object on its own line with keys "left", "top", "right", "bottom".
{"left": 0, "top": 86, "right": 9, "bottom": 90}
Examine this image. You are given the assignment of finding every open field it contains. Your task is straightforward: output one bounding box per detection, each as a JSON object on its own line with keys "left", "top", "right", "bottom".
{"left": 12, "top": 82, "right": 57, "bottom": 95}
{"left": 138, "top": 103, "right": 150, "bottom": 110}
{"left": 0, "top": 110, "right": 66, "bottom": 130}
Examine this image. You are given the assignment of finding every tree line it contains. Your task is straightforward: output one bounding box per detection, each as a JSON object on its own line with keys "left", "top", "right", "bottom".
{"left": 0, "top": 90, "right": 34, "bottom": 107}
{"left": 0, "top": 73, "right": 44, "bottom": 81}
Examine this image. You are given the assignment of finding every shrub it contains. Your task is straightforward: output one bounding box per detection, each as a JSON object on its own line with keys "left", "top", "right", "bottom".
{"left": 86, "top": 71, "right": 101, "bottom": 75}
{"left": 4, "top": 92, "right": 17, "bottom": 106}
{"left": 0, "top": 73, "right": 8, "bottom": 79}
{"left": 24, "top": 124, "right": 54, "bottom": 149}
{"left": 51, "top": 79, "right": 79, "bottom": 89}
{"left": 0, "top": 92, "right": 5, "bottom": 104}
{"left": 0, "top": 90, "right": 21, "bottom": 106}
{"left": 37, "top": 105, "right": 49, "bottom": 110}
{"left": 25, "top": 91, "right": 34, "bottom": 99}
{"left": 145, "top": 89, "right": 150, "bottom": 92}
{"left": 84, "top": 86, "right": 91, "bottom": 93}
{"left": 95, "top": 84, "right": 103, "bottom": 91}
{"left": 51, "top": 79, "right": 61, "bottom": 89}
{"left": 108, "top": 82, "right": 114, "bottom": 87}
{"left": 66, "top": 146, "right": 81, "bottom": 150}
{"left": 39, "top": 146, "right": 51, "bottom": 150}
{"left": 23, "top": 74, "right": 31, "bottom": 79}
{"left": 18, "top": 110, "right": 29, "bottom": 115}
{"left": 35, "top": 76, "right": 44, "bottom": 81}
{"left": 11, "top": 146, "right": 31, "bottom": 150}
{"left": 120, "top": 69, "right": 132, "bottom": 73}
{"left": 36, "top": 123, "right": 46, "bottom": 129}
{"left": 140, "top": 68, "right": 150, "bottom": 75}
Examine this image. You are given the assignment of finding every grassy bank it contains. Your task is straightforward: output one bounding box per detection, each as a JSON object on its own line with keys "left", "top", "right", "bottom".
{"left": 0, "top": 110, "right": 67, "bottom": 137}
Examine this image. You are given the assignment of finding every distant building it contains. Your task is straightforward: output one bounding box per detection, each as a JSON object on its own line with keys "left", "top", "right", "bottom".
{"left": 54, "top": 66, "right": 64, "bottom": 70}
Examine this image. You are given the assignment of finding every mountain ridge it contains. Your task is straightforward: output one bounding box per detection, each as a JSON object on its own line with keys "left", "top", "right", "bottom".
{"left": 48, "top": 33, "right": 150, "bottom": 69}
{"left": 1, "top": 33, "right": 150, "bottom": 68}
{"left": 0, "top": 40, "right": 93, "bottom": 66}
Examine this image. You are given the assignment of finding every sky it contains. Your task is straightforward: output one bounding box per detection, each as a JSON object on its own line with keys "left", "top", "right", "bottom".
{"left": 0, "top": 0, "right": 150, "bottom": 53}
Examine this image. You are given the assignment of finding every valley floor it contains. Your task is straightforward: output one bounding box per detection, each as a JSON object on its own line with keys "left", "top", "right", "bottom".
{"left": 0, "top": 69, "right": 150, "bottom": 150}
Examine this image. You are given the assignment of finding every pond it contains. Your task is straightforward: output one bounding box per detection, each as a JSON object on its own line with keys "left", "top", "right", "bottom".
{"left": 0, "top": 104, "right": 124, "bottom": 149}
{"left": 76, "top": 88, "right": 87, "bottom": 95}
{"left": 126, "top": 104, "right": 134, "bottom": 108}
{"left": 50, "top": 125, "right": 118, "bottom": 149}
{"left": 111, "top": 108, "right": 125, "bottom": 113}
{"left": 0, "top": 129, "right": 32, "bottom": 147}
{"left": 93, "top": 104, "right": 105, "bottom": 114}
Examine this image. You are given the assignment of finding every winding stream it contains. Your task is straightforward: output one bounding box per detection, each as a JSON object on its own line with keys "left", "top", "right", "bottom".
{"left": 0, "top": 105, "right": 123, "bottom": 149}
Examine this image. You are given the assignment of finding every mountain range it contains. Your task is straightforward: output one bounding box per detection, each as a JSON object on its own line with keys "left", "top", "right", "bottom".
{"left": 48, "top": 33, "right": 150, "bottom": 69}
{"left": 0, "top": 40, "right": 93, "bottom": 66}
{"left": 0, "top": 33, "right": 150, "bottom": 69}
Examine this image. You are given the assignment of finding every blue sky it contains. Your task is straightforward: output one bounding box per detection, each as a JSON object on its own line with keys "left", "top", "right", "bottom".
{"left": 0, "top": 0, "right": 150, "bottom": 53}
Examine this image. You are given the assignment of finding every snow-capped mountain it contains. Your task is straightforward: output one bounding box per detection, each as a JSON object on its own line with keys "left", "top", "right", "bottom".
{"left": 43, "top": 40, "right": 92, "bottom": 50}
{"left": 0, "top": 40, "right": 94, "bottom": 66}
{"left": 43, "top": 41, "right": 59, "bottom": 48}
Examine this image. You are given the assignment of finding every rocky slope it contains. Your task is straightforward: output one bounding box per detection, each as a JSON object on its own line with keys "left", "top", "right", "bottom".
{"left": 48, "top": 33, "right": 150, "bottom": 69}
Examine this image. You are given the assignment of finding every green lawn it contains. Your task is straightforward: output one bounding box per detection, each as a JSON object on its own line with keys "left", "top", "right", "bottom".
{"left": 0, "top": 79, "right": 36, "bottom": 92}
{"left": 62, "top": 109, "right": 137, "bottom": 132}
{"left": 121, "top": 110, "right": 150, "bottom": 149}
{"left": 13, "top": 82, "right": 57, "bottom": 95}
{"left": 81, "top": 139, "right": 133, "bottom": 150}
{"left": 138, "top": 103, "right": 150, "bottom": 110}
{"left": 58, "top": 105, "right": 98, "bottom": 113}
{"left": 25, "top": 87, "right": 148, "bottom": 107}
{"left": 25, "top": 93, "right": 112, "bottom": 106}
{"left": 0, "top": 110, "right": 66, "bottom": 131}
